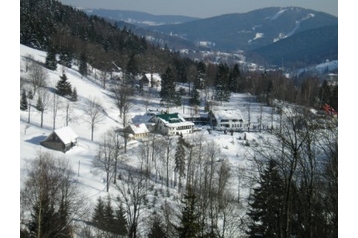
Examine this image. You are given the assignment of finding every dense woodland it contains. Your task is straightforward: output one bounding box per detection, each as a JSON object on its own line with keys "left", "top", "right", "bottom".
{"left": 20, "top": 0, "right": 338, "bottom": 237}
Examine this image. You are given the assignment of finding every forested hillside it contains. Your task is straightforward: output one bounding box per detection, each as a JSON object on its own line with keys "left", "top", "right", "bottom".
{"left": 20, "top": 0, "right": 338, "bottom": 113}
{"left": 146, "top": 7, "right": 338, "bottom": 52}
{"left": 20, "top": 0, "right": 195, "bottom": 78}
{"left": 247, "top": 25, "right": 338, "bottom": 68}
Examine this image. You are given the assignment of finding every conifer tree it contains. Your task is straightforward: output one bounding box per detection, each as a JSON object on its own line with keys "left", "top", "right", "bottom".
{"left": 56, "top": 72, "right": 72, "bottom": 96}
{"left": 160, "top": 66, "right": 176, "bottom": 103}
{"left": 175, "top": 135, "right": 186, "bottom": 191}
{"left": 195, "top": 60, "right": 206, "bottom": 89}
{"left": 126, "top": 53, "right": 139, "bottom": 77}
{"left": 176, "top": 186, "right": 201, "bottom": 238}
{"left": 92, "top": 197, "right": 106, "bottom": 231}
{"left": 71, "top": 87, "right": 78, "bottom": 102}
{"left": 59, "top": 50, "right": 73, "bottom": 68}
{"left": 45, "top": 47, "right": 57, "bottom": 70}
{"left": 114, "top": 203, "right": 128, "bottom": 236}
{"left": 36, "top": 95, "right": 45, "bottom": 127}
{"left": 148, "top": 215, "right": 167, "bottom": 238}
{"left": 28, "top": 194, "right": 57, "bottom": 238}
{"left": 189, "top": 84, "right": 200, "bottom": 107}
{"left": 229, "top": 63, "right": 241, "bottom": 93}
{"left": 27, "top": 90, "right": 33, "bottom": 100}
{"left": 104, "top": 196, "right": 116, "bottom": 234}
{"left": 21, "top": 90, "right": 28, "bottom": 111}
{"left": 79, "top": 52, "right": 88, "bottom": 77}
{"left": 214, "top": 63, "right": 231, "bottom": 103}
{"left": 246, "top": 159, "right": 285, "bottom": 238}
{"left": 36, "top": 96, "right": 44, "bottom": 112}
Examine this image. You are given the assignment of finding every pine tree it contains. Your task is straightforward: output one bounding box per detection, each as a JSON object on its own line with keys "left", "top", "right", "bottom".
{"left": 45, "top": 47, "right": 57, "bottom": 70}
{"left": 126, "top": 53, "right": 139, "bottom": 76}
{"left": 160, "top": 66, "right": 176, "bottom": 103}
{"left": 59, "top": 50, "right": 73, "bottom": 68}
{"left": 246, "top": 159, "right": 285, "bottom": 238}
{"left": 114, "top": 203, "right": 128, "bottom": 236}
{"left": 71, "top": 87, "right": 78, "bottom": 102}
{"left": 148, "top": 215, "right": 167, "bottom": 238}
{"left": 27, "top": 90, "right": 33, "bottom": 100}
{"left": 189, "top": 84, "right": 200, "bottom": 106}
{"left": 214, "top": 63, "right": 231, "bottom": 103}
{"left": 36, "top": 95, "right": 45, "bottom": 128}
{"left": 319, "top": 80, "right": 331, "bottom": 106}
{"left": 175, "top": 135, "right": 186, "bottom": 191}
{"left": 56, "top": 73, "right": 72, "bottom": 96}
{"left": 195, "top": 61, "right": 206, "bottom": 89}
{"left": 229, "top": 63, "right": 241, "bottom": 93}
{"left": 176, "top": 186, "right": 201, "bottom": 238}
{"left": 79, "top": 52, "right": 88, "bottom": 77}
{"left": 28, "top": 193, "right": 57, "bottom": 238}
{"left": 55, "top": 196, "right": 72, "bottom": 237}
{"left": 103, "top": 196, "right": 116, "bottom": 234}
{"left": 36, "top": 96, "right": 44, "bottom": 112}
{"left": 20, "top": 90, "right": 28, "bottom": 111}
{"left": 92, "top": 197, "right": 106, "bottom": 231}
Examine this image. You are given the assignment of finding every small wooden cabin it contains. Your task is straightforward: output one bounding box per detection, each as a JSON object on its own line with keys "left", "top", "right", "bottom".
{"left": 124, "top": 123, "right": 150, "bottom": 140}
{"left": 40, "top": 127, "right": 78, "bottom": 153}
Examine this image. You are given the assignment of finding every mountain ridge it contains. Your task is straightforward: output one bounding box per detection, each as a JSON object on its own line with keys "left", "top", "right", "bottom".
{"left": 85, "top": 6, "right": 338, "bottom": 68}
{"left": 145, "top": 6, "right": 338, "bottom": 51}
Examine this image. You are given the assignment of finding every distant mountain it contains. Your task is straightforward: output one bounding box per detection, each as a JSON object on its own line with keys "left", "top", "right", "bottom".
{"left": 83, "top": 6, "right": 338, "bottom": 69}
{"left": 84, "top": 9, "right": 200, "bottom": 27}
{"left": 247, "top": 25, "right": 338, "bottom": 69}
{"left": 146, "top": 7, "right": 338, "bottom": 52}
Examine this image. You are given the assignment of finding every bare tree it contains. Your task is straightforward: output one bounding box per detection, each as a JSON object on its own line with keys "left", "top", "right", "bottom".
{"left": 94, "top": 129, "right": 126, "bottom": 192}
{"left": 111, "top": 81, "right": 134, "bottom": 128}
{"left": 160, "top": 200, "right": 177, "bottom": 237}
{"left": 64, "top": 100, "right": 72, "bottom": 127}
{"left": 26, "top": 87, "right": 34, "bottom": 124}
{"left": 20, "top": 151, "right": 89, "bottom": 237}
{"left": 28, "top": 61, "right": 48, "bottom": 97}
{"left": 36, "top": 88, "right": 50, "bottom": 128}
{"left": 82, "top": 96, "right": 106, "bottom": 141}
{"left": 51, "top": 93, "right": 62, "bottom": 130}
{"left": 157, "top": 135, "right": 175, "bottom": 188}
{"left": 23, "top": 54, "right": 34, "bottom": 73}
{"left": 250, "top": 105, "right": 319, "bottom": 237}
{"left": 94, "top": 131, "right": 116, "bottom": 192}
{"left": 100, "top": 70, "right": 108, "bottom": 89}
{"left": 116, "top": 168, "right": 148, "bottom": 238}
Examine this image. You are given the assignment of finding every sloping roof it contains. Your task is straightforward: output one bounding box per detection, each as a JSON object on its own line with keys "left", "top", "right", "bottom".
{"left": 128, "top": 123, "right": 149, "bottom": 134}
{"left": 145, "top": 73, "right": 161, "bottom": 82}
{"left": 54, "top": 127, "right": 78, "bottom": 144}
{"left": 131, "top": 114, "right": 153, "bottom": 124}
{"left": 157, "top": 113, "right": 183, "bottom": 123}
{"left": 156, "top": 113, "right": 194, "bottom": 127}
{"left": 212, "top": 109, "right": 244, "bottom": 121}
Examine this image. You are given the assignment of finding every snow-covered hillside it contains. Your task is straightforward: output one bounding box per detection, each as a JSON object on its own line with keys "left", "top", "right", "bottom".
{"left": 20, "top": 43, "right": 286, "bottom": 236}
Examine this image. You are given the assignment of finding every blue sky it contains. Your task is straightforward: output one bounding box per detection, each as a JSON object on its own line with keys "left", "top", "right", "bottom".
{"left": 58, "top": 0, "right": 338, "bottom": 18}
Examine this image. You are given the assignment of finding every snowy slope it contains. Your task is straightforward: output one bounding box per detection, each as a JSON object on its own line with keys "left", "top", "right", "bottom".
{"left": 20, "top": 43, "right": 284, "bottom": 236}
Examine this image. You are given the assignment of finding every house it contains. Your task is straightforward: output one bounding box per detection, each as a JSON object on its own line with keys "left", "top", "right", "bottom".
{"left": 141, "top": 73, "right": 161, "bottom": 87}
{"left": 40, "top": 126, "right": 78, "bottom": 153}
{"left": 130, "top": 109, "right": 161, "bottom": 132}
{"left": 183, "top": 112, "right": 209, "bottom": 125}
{"left": 124, "top": 123, "right": 150, "bottom": 140}
{"left": 209, "top": 109, "right": 245, "bottom": 131}
{"left": 149, "top": 113, "right": 195, "bottom": 136}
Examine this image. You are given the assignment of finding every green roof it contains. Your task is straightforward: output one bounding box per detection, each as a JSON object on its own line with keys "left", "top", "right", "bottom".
{"left": 156, "top": 113, "right": 182, "bottom": 123}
